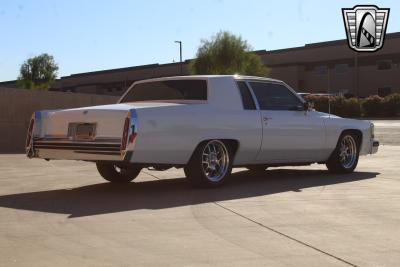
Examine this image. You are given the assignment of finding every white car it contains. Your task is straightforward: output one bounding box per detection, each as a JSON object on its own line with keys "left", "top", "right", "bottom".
{"left": 26, "top": 75, "right": 379, "bottom": 186}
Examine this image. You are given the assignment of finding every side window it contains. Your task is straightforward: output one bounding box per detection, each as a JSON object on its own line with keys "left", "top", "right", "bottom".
{"left": 249, "top": 82, "right": 303, "bottom": 110}
{"left": 236, "top": 81, "right": 256, "bottom": 110}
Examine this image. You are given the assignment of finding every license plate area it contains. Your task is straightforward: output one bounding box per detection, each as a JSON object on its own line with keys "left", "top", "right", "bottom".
{"left": 68, "top": 123, "right": 96, "bottom": 140}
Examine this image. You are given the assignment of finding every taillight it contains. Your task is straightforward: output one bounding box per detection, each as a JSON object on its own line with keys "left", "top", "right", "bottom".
{"left": 121, "top": 117, "right": 130, "bottom": 151}
{"left": 129, "top": 132, "right": 137, "bottom": 143}
{"left": 128, "top": 111, "right": 138, "bottom": 144}
{"left": 121, "top": 110, "right": 138, "bottom": 152}
{"left": 26, "top": 116, "right": 35, "bottom": 149}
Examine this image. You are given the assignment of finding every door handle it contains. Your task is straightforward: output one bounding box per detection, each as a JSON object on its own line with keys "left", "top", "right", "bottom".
{"left": 263, "top": 117, "right": 272, "bottom": 121}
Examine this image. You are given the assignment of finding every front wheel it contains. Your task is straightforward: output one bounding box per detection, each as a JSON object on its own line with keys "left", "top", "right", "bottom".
{"left": 326, "top": 133, "right": 360, "bottom": 173}
{"left": 96, "top": 163, "right": 142, "bottom": 183}
{"left": 184, "top": 140, "right": 233, "bottom": 187}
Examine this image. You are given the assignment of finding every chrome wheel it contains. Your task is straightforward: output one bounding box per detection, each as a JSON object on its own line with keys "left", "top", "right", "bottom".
{"left": 201, "top": 140, "right": 229, "bottom": 182}
{"left": 339, "top": 135, "right": 357, "bottom": 169}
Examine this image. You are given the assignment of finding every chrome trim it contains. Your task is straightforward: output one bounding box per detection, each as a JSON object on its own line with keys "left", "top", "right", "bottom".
{"left": 244, "top": 81, "right": 260, "bottom": 110}
{"left": 244, "top": 80, "right": 306, "bottom": 111}
{"left": 34, "top": 140, "right": 121, "bottom": 151}
{"left": 36, "top": 149, "right": 123, "bottom": 161}
{"left": 370, "top": 122, "right": 375, "bottom": 139}
{"left": 32, "top": 137, "right": 124, "bottom": 161}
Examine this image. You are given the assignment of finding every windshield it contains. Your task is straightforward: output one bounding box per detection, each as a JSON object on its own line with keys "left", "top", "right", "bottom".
{"left": 120, "top": 80, "right": 207, "bottom": 103}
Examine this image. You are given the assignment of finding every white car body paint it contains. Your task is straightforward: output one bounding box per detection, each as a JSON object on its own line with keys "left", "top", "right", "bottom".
{"left": 27, "top": 75, "right": 378, "bottom": 166}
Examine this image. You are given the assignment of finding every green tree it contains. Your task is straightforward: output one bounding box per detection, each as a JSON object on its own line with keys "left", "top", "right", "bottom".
{"left": 190, "top": 31, "right": 269, "bottom": 76}
{"left": 17, "top": 53, "right": 58, "bottom": 90}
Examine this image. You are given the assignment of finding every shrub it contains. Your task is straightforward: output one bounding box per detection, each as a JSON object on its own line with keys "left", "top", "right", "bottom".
{"left": 361, "top": 95, "right": 384, "bottom": 117}
{"left": 343, "top": 97, "right": 362, "bottom": 118}
{"left": 330, "top": 96, "right": 347, "bottom": 117}
{"left": 304, "top": 95, "right": 361, "bottom": 118}
{"left": 383, "top": 93, "right": 400, "bottom": 116}
{"left": 304, "top": 95, "right": 329, "bottom": 113}
{"left": 305, "top": 93, "right": 400, "bottom": 117}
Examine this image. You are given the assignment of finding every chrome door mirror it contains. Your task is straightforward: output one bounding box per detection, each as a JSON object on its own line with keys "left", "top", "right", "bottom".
{"left": 303, "top": 101, "right": 314, "bottom": 111}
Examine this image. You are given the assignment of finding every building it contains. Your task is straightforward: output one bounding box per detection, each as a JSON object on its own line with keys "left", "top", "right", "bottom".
{"left": 261, "top": 32, "right": 400, "bottom": 97}
{"left": 2, "top": 32, "right": 400, "bottom": 97}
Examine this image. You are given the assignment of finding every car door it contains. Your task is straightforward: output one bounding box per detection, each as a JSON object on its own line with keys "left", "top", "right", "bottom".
{"left": 247, "top": 81, "right": 326, "bottom": 163}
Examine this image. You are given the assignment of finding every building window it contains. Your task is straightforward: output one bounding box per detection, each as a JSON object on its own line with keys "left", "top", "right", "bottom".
{"left": 313, "top": 65, "right": 328, "bottom": 76}
{"left": 335, "top": 64, "right": 349, "bottom": 74}
{"left": 378, "top": 87, "right": 392, "bottom": 97}
{"left": 377, "top": 60, "right": 392, "bottom": 70}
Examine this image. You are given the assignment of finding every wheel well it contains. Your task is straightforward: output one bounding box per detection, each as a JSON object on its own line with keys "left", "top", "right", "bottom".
{"left": 341, "top": 129, "right": 362, "bottom": 148}
{"left": 189, "top": 139, "right": 240, "bottom": 163}
{"left": 327, "top": 129, "right": 363, "bottom": 162}
{"left": 222, "top": 139, "right": 239, "bottom": 156}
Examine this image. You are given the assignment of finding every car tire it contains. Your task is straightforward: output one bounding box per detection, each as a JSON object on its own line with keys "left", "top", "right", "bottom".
{"left": 326, "top": 133, "right": 360, "bottom": 173}
{"left": 96, "top": 162, "right": 142, "bottom": 183}
{"left": 184, "top": 140, "right": 233, "bottom": 187}
{"left": 245, "top": 166, "right": 268, "bottom": 172}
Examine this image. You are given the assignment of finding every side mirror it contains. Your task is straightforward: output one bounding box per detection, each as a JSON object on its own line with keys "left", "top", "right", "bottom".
{"left": 303, "top": 101, "right": 314, "bottom": 111}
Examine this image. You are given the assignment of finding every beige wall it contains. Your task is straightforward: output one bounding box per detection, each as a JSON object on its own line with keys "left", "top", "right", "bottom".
{"left": 269, "top": 65, "right": 303, "bottom": 89}
{"left": 0, "top": 87, "right": 119, "bottom": 153}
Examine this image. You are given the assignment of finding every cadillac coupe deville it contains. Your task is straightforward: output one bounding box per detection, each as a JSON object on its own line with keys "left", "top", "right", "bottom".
{"left": 26, "top": 75, "right": 379, "bottom": 186}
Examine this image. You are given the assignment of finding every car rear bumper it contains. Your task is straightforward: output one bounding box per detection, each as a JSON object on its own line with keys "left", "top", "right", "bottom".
{"left": 28, "top": 138, "right": 129, "bottom": 161}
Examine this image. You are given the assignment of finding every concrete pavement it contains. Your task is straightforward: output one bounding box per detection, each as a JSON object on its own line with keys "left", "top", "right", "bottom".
{"left": 371, "top": 120, "right": 400, "bottom": 146}
{"left": 0, "top": 121, "right": 399, "bottom": 266}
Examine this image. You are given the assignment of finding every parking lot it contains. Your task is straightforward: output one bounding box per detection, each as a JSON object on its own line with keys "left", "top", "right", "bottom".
{"left": 0, "top": 120, "right": 399, "bottom": 266}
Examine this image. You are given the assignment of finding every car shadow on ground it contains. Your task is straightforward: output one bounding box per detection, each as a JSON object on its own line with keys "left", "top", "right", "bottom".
{"left": 0, "top": 169, "right": 379, "bottom": 218}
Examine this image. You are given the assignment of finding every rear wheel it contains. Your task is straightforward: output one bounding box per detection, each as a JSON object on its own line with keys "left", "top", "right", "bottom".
{"left": 326, "top": 133, "right": 359, "bottom": 173}
{"left": 96, "top": 162, "right": 141, "bottom": 183}
{"left": 184, "top": 140, "right": 233, "bottom": 187}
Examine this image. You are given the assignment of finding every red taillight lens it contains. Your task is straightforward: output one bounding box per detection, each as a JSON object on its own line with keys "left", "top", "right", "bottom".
{"left": 121, "top": 117, "right": 130, "bottom": 151}
{"left": 26, "top": 117, "right": 35, "bottom": 148}
{"left": 128, "top": 132, "right": 137, "bottom": 143}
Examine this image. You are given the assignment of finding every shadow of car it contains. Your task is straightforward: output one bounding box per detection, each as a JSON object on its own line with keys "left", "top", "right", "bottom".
{"left": 0, "top": 169, "right": 379, "bottom": 218}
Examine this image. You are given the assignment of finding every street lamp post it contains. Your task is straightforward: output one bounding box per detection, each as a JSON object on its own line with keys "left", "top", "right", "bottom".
{"left": 174, "top": 41, "right": 183, "bottom": 75}
{"left": 354, "top": 51, "right": 359, "bottom": 98}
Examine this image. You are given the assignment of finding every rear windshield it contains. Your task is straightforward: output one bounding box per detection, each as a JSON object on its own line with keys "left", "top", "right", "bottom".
{"left": 120, "top": 80, "right": 207, "bottom": 102}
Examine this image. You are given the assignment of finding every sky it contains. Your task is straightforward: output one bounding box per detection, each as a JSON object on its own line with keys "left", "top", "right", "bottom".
{"left": 0, "top": 0, "right": 399, "bottom": 81}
